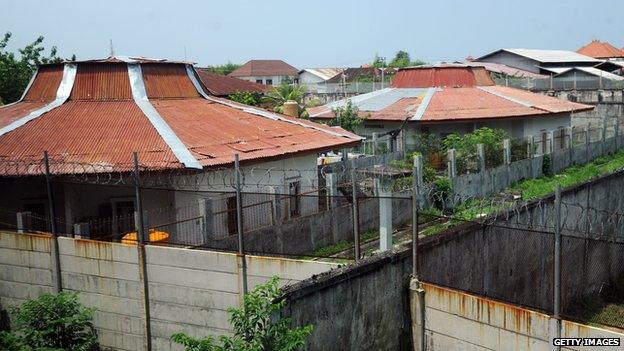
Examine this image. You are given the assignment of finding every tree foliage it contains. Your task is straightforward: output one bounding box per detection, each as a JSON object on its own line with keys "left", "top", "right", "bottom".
{"left": 205, "top": 62, "right": 241, "bottom": 76}
{"left": 3, "top": 292, "right": 98, "bottom": 351}
{"left": 327, "top": 100, "right": 362, "bottom": 132}
{"left": 371, "top": 50, "right": 426, "bottom": 69}
{"left": 171, "top": 277, "right": 313, "bottom": 351}
{"left": 0, "top": 32, "right": 64, "bottom": 104}
{"left": 228, "top": 91, "right": 262, "bottom": 106}
{"left": 443, "top": 127, "right": 508, "bottom": 173}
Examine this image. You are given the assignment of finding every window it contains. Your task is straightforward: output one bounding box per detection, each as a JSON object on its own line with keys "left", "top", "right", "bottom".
{"left": 227, "top": 195, "right": 238, "bottom": 235}
{"left": 265, "top": 79, "right": 273, "bottom": 85}
{"left": 256, "top": 79, "right": 263, "bottom": 84}
{"left": 289, "top": 181, "right": 301, "bottom": 218}
{"left": 293, "top": 78, "right": 299, "bottom": 84}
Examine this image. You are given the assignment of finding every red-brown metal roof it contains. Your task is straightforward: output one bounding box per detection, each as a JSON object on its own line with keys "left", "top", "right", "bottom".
{"left": 151, "top": 98, "right": 358, "bottom": 166}
{"left": 0, "top": 59, "right": 360, "bottom": 174}
{"left": 391, "top": 66, "right": 495, "bottom": 88}
{"left": 142, "top": 64, "right": 199, "bottom": 99}
{"left": 195, "top": 68, "right": 269, "bottom": 97}
{"left": 577, "top": 40, "right": 624, "bottom": 59}
{"left": 70, "top": 63, "right": 132, "bottom": 101}
{"left": 0, "top": 101, "right": 179, "bottom": 170}
{"left": 23, "top": 65, "right": 64, "bottom": 102}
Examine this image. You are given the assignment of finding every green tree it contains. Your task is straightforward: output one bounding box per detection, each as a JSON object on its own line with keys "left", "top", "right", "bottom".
{"left": 387, "top": 50, "right": 426, "bottom": 68}
{"left": 443, "top": 127, "right": 508, "bottom": 173}
{"left": 171, "top": 277, "right": 313, "bottom": 351}
{"left": 327, "top": 100, "right": 362, "bottom": 132}
{"left": 228, "top": 91, "right": 262, "bottom": 106}
{"left": 0, "top": 32, "right": 64, "bottom": 104}
{"left": 206, "top": 62, "right": 242, "bottom": 76}
{"left": 5, "top": 292, "right": 98, "bottom": 351}
{"left": 371, "top": 53, "right": 386, "bottom": 68}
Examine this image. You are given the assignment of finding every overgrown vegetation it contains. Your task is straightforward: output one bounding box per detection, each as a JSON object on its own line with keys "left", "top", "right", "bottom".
{"left": 327, "top": 100, "right": 362, "bottom": 132}
{"left": 0, "top": 292, "right": 99, "bottom": 351}
{"left": 205, "top": 62, "right": 241, "bottom": 76}
{"left": 171, "top": 277, "right": 313, "bottom": 351}
{"left": 511, "top": 150, "right": 624, "bottom": 201}
{"left": 263, "top": 83, "right": 308, "bottom": 117}
{"left": 371, "top": 50, "right": 426, "bottom": 68}
{"left": 567, "top": 276, "right": 624, "bottom": 329}
{"left": 228, "top": 91, "right": 262, "bottom": 106}
{"left": 443, "top": 128, "right": 508, "bottom": 173}
{"left": 0, "top": 32, "right": 67, "bottom": 104}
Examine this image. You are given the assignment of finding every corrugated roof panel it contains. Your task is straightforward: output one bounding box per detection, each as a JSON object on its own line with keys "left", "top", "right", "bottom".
{"left": 23, "top": 65, "right": 64, "bottom": 102}
{"left": 0, "top": 102, "right": 48, "bottom": 129}
{"left": 392, "top": 67, "right": 494, "bottom": 88}
{"left": 0, "top": 101, "right": 179, "bottom": 170}
{"left": 484, "top": 86, "right": 594, "bottom": 114}
{"left": 229, "top": 60, "right": 298, "bottom": 77}
{"left": 142, "top": 64, "right": 200, "bottom": 99}
{"left": 150, "top": 98, "right": 358, "bottom": 167}
{"left": 357, "top": 88, "right": 427, "bottom": 111}
{"left": 70, "top": 63, "right": 132, "bottom": 100}
{"left": 195, "top": 68, "right": 269, "bottom": 96}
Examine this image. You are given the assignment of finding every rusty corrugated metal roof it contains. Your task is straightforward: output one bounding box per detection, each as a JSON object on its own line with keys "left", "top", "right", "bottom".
{"left": 23, "top": 65, "right": 64, "bottom": 102}
{"left": 195, "top": 68, "right": 269, "bottom": 96}
{"left": 70, "top": 63, "right": 132, "bottom": 101}
{"left": 142, "top": 63, "right": 199, "bottom": 99}
{"left": 0, "top": 59, "right": 360, "bottom": 174}
{"left": 392, "top": 65, "right": 494, "bottom": 88}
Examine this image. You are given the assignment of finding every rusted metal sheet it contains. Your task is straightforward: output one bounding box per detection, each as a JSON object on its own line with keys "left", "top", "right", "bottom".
{"left": 0, "top": 102, "right": 48, "bottom": 129}
{"left": 485, "top": 86, "right": 595, "bottom": 114}
{"left": 141, "top": 64, "right": 199, "bottom": 99}
{"left": 0, "top": 101, "right": 180, "bottom": 172}
{"left": 151, "top": 98, "right": 360, "bottom": 167}
{"left": 23, "top": 65, "right": 64, "bottom": 102}
{"left": 195, "top": 68, "right": 269, "bottom": 97}
{"left": 70, "top": 63, "right": 132, "bottom": 100}
{"left": 392, "top": 66, "right": 494, "bottom": 88}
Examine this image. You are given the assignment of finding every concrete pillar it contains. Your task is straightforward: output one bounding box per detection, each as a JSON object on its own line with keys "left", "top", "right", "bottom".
{"left": 198, "top": 198, "right": 214, "bottom": 243}
{"left": 477, "top": 143, "right": 486, "bottom": 172}
{"left": 527, "top": 136, "right": 534, "bottom": 159}
{"left": 372, "top": 133, "right": 378, "bottom": 156}
{"left": 16, "top": 211, "right": 32, "bottom": 233}
{"left": 602, "top": 117, "right": 607, "bottom": 156}
{"left": 269, "top": 186, "right": 284, "bottom": 224}
{"left": 375, "top": 178, "right": 393, "bottom": 251}
{"left": 447, "top": 149, "right": 456, "bottom": 178}
{"left": 503, "top": 139, "right": 511, "bottom": 165}
{"left": 73, "top": 222, "right": 90, "bottom": 238}
{"left": 546, "top": 131, "right": 554, "bottom": 154}
{"left": 585, "top": 124, "right": 591, "bottom": 164}
{"left": 326, "top": 173, "right": 338, "bottom": 209}
{"left": 409, "top": 278, "right": 426, "bottom": 351}
{"left": 397, "top": 130, "right": 405, "bottom": 152}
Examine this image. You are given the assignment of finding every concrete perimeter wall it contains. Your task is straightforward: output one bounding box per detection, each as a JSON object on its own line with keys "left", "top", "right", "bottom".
{"left": 420, "top": 282, "right": 623, "bottom": 351}
{"left": 0, "top": 231, "right": 338, "bottom": 351}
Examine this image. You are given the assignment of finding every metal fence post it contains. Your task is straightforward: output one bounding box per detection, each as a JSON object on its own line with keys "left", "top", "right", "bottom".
{"left": 351, "top": 164, "right": 361, "bottom": 261}
{"left": 234, "top": 154, "right": 248, "bottom": 296}
{"left": 602, "top": 117, "right": 607, "bottom": 156}
{"left": 554, "top": 184, "right": 562, "bottom": 342}
{"left": 133, "top": 152, "right": 152, "bottom": 351}
{"left": 615, "top": 116, "right": 620, "bottom": 150}
{"left": 44, "top": 151, "right": 62, "bottom": 294}
{"left": 585, "top": 123, "right": 590, "bottom": 164}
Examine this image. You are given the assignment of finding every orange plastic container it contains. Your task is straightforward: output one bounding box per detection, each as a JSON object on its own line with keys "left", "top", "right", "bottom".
{"left": 121, "top": 229, "right": 169, "bottom": 245}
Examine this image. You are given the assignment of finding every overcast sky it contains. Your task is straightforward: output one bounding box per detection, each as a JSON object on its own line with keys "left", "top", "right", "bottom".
{"left": 2, "top": 0, "right": 622, "bottom": 68}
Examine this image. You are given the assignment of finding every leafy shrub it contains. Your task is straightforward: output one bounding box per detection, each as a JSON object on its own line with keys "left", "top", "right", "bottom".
{"left": 328, "top": 100, "right": 362, "bottom": 132}
{"left": 228, "top": 92, "right": 262, "bottom": 106}
{"left": 542, "top": 154, "right": 551, "bottom": 175}
{"left": 172, "top": 277, "right": 313, "bottom": 351}
{"left": 443, "top": 128, "right": 508, "bottom": 173}
{"left": 7, "top": 292, "right": 98, "bottom": 351}
{"left": 432, "top": 178, "right": 451, "bottom": 210}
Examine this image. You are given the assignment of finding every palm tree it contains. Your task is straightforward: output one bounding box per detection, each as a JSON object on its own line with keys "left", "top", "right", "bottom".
{"left": 263, "top": 83, "right": 307, "bottom": 117}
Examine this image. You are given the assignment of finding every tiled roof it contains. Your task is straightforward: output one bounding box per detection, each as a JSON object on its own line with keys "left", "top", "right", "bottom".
{"left": 577, "top": 40, "right": 624, "bottom": 59}
{"left": 0, "top": 60, "right": 361, "bottom": 174}
{"left": 228, "top": 60, "right": 298, "bottom": 77}
{"left": 195, "top": 69, "right": 269, "bottom": 96}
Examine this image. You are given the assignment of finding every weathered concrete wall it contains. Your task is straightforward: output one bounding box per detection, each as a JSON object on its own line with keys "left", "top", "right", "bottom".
{"left": 420, "top": 282, "right": 623, "bottom": 351}
{"left": 0, "top": 232, "right": 338, "bottom": 351}
{"left": 535, "top": 89, "right": 624, "bottom": 125}
{"left": 281, "top": 169, "right": 624, "bottom": 350}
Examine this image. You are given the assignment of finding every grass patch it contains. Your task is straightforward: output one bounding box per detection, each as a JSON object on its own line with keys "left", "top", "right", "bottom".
{"left": 511, "top": 150, "right": 624, "bottom": 201}
{"left": 420, "top": 221, "right": 453, "bottom": 236}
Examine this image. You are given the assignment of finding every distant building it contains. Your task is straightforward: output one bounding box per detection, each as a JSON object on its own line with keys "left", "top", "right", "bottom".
{"left": 460, "top": 61, "right": 548, "bottom": 79}
{"left": 309, "top": 64, "right": 592, "bottom": 145}
{"left": 195, "top": 68, "right": 269, "bottom": 97}
{"left": 228, "top": 59, "right": 298, "bottom": 86}
{"left": 324, "top": 67, "right": 396, "bottom": 84}
{"left": 298, "top": 68, "right": 344, "bottom": 85}
{"left": 475, "top": 48, "right": 621, "bottom": 75}
{"left": 577, "top": 40, "right": 624, "bottom": 61}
